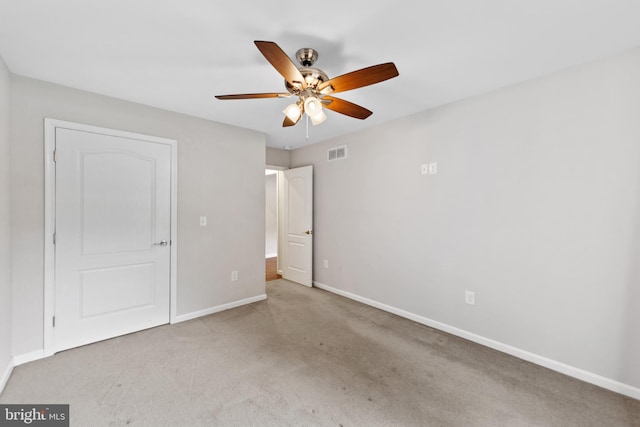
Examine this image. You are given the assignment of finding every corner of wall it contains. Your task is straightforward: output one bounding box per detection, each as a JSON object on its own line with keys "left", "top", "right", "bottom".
{"left": 265, "top": 146, "right": 291, "bottom": 169}
{"left": 0, "top": 52, "right": 13, "bottom": 396}
{"left": 0, "top": 358, "right": 14, "bottom": 395}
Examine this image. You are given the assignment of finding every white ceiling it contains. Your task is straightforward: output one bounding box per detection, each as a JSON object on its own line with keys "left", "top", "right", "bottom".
{"left": 1, "top": 1, "right": 640, "bottom": 150}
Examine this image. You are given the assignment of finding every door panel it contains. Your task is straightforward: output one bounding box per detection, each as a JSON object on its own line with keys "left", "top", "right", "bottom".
{"left": 54, "top": 128, "right": 171, "bottom": 352}
{"left": 282, "top": 165, "right": 313, "bottom": 287}
{"left": 79, "top": 263, "right": 155, "bottom": 318}
{"left": 80, "top": 151, "right": 155, "bottom": 254}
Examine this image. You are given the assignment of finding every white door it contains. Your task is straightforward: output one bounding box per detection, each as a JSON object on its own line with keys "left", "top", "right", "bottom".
{"left": 281, "top": 165, "right": 313, "bottom": 287}
{"left": 54, "top": 127, "right": 171, "bottom": 352}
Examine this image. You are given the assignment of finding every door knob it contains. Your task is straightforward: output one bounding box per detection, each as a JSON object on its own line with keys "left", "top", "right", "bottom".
{"left": 152, "top": 240, "right": 168, "bottom": 246}
{"left": 304, "top": 230, "right": 313, "bottom": 235}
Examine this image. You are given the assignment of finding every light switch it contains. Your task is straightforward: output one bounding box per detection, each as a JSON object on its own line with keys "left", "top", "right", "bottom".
{"left": 200, "top": 216, "right": 207, "bottom": 227}
{"left": 429, "top": 162, "right": 438, "bottom": 175}
{"left": 421, "top": 164, "right": 429, "bottom": 175}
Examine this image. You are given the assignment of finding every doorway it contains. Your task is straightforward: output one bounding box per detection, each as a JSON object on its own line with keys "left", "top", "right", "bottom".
{"left": 264, "top": 165, "right": 314, "bottom": 286}
{"left": 265, "top": 168, "right": 281, "bottom": 281}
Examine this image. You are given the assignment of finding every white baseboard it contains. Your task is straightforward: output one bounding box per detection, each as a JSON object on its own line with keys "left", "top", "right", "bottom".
{"left": 265, "top": 253, "right": 277, "bottom": 259}
{"left": 174, "top": 294, "right": 267, "bottom": 323}
{"left": 1, "top": 350, "right": 46, "bottom": 394}
{"left": 13, "top": 350, "right": 46, "bottom": 367}
{"left": 0, "top": 357, "right": 14, "bottom": 395}
{"left": 313, "top": 281, "right": 640, "bottom": 401}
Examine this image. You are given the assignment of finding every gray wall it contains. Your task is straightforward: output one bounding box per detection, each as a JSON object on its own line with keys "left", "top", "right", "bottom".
{"left": 0, "top": 56, "right": 12, "bottom": 380}
{"left": 10, "top": 76, "right": 266, "bottom": 356}
{"left": 266, "top": 147, "right": 290, "bottom": 168}
{"left": 291, "top": 48, "right": 640, "bottom": 389}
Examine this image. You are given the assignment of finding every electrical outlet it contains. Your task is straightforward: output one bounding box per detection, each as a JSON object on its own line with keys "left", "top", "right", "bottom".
{"left": 231, "top": 270, "right": 238, "bottom": 281}
{"left": 323, "top": 259, "right": 329, "bottom": 269}
{"left": 465, "top": 290, "right": 475, "bottom": 305}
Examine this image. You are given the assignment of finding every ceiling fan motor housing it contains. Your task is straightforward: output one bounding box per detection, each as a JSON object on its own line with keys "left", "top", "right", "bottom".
{"left": 284, "top": 48, "right": 331, "bottom": 95}
{"left": 285, "top": 67, "right": 329, "bottom": 94}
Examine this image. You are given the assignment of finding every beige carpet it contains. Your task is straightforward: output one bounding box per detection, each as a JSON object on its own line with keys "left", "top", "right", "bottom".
{"left": 1, "top": 279, "right": 638, "bottom": 426}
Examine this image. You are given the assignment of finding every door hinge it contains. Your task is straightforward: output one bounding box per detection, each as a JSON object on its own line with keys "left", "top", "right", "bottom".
{"left": 52, "top": 316, "right": 56, "bottom": 327}
{"left": 53, "top": 150, "right": 57, "bottom": 162}
{"left": 53, "top": 232, "right": 56, "bottom": 245}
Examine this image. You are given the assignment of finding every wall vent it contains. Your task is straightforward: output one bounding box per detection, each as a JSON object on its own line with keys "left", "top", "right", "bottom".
{"left": 327, "top": 145, "right": 347, "bottom": 162}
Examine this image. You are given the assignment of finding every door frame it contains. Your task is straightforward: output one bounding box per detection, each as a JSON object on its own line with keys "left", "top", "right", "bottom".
{"left": 43, "top": 118, "right": 178, "bottom": 357}
{"left": 265, "top": 165, "right": 288, "bottom": 275}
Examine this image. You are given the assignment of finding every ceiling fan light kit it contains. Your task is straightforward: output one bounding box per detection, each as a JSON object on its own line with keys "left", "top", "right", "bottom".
{"left": 215, "top": 41, "right": 399, "bottom": 128}
{"left": 302, "top": 95, "right": 326, "bottom": 125}
{"left": 283, "top": 102, "right": 302, "bottom": 122}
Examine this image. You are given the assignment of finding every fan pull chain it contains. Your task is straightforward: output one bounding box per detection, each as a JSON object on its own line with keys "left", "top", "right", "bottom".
{"left": 306, "top": 114, "right": 309, "bottom": 143}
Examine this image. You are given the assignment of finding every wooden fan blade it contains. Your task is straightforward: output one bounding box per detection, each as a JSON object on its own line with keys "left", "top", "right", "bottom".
{"left": 215, "top": 93, "right": 290, "bottom": 100}
{"left": 318, "top": 62, "right": 398, "bottom": 94}
{"left": 322, "top": 96, "right": 373, "bottom": 120}
{"left": 255, "top": 41, "right": 306, "bottom": 89}
{"left": 283, "top": 115, "right": 301, "bottom": 127}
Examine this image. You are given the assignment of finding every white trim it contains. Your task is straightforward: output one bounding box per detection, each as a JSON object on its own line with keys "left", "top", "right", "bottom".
{"left": 313, "top": 281, "right": 640, "bottom": 401}
{"left": 0, "top": 358, "right": 14, "bottom": 394}
{"left": 43, "top": 118, "right": 179, "bottom": 356}
{"left": 13, "top": 350, "right": 46, "bottom": 367}
{"left": 1, "top": 350, "right": 47, "bottom": 393}
{"left": 169, "top": 141, "right": 178, "bottom": 324}
{"left": 174, "top": 294, "right": 267, "bottom": 323}
{"left": 43, "top": 119, "right": 56, "bottom": 357}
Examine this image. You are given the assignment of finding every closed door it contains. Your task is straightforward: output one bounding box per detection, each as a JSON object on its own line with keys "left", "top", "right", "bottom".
{"left": 281, "top": 165, "right": 313, "bottom": 287}
{"left": 54, "top": 127, "right": 171, "bottom": 352}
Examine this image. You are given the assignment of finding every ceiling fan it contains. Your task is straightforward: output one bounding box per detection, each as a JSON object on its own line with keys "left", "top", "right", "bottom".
{"left": 215, "top": 41, "right": 399, "bottom": 127}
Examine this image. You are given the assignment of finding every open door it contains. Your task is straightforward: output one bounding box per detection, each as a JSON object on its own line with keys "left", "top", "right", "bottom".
{"left": 280, "top": 165, "right": 313, "bottom": 287}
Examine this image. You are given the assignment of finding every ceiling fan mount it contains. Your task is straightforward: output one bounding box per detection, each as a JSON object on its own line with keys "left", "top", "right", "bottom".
{"left": 295, "top": 48, "right": 319, "bottom": 67}
{"left": 215, "top": 41, "right": 399, "bottom": 128}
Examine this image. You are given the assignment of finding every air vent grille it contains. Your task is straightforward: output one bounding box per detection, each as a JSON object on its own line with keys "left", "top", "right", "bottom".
{"left": 327, "top": 145, "right": 347, "bottom": 162}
